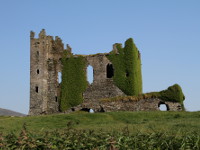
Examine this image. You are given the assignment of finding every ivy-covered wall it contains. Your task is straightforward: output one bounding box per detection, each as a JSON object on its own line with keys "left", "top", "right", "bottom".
{"left": 101, "top": 84, "right": 185, "bottom": 110}
{"left": 59, "top": 38, "right": 185, "bottom": 112}
{"left": 107, "top": 38, "right": 142, "bottom": 96}
{"left": 60, "top": 53, "right": 88, "bottom": 111}
{"left": 155, "top": 84, "right": 185, "bottom": 109}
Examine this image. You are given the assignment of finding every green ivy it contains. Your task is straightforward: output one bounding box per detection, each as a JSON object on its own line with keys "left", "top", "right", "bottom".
{"left": 146, "top": 84, "right": 185, "bottom": 109}
{"left": 107, "top": 38, "right": 142, "bottom": 96}
{"left": 60, "top": 53, "right": 87, "bottom": 111}
{"left": 159, "top": 84, "right": 185, "bottom": 109}
{"left": 102, "top": 84, "right": 185, "bottom": 110}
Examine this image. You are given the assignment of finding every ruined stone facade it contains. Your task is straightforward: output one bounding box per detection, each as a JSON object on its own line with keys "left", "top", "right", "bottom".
{"left": 29, "top": 30, "right": 126, "bottom": 115}
{"left": 29, "top": 29, "right": 64, "bottom": 115}
{"left": 82, "top": 54, "right": 126, "bottom": 111}
{"left": 97, "top": 98, "right": 182, "bottom": 112}
{"left": 29, "top": 29, "right": 182, "bottom": 115}
{"left": 66, "top": 98, "right": 182, "bottom": 112}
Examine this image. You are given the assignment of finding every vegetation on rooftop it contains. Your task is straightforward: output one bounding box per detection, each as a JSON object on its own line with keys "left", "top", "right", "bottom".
{"left": 101, "top": 84, "right": 185, "bottom": 109}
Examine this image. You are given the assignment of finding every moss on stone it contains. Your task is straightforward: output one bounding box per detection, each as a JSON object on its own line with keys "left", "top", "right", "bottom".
{"left": 101, "top": 84, "right": 185, "bottom": 110}
{"left": 107, "top": 38, "right": 143, "bottom": 96}
{"left": 60, "top": 52, "right": 88, "bottom": 111}
{"left": 159, "top": 84, "right": 185, "bottom": 107}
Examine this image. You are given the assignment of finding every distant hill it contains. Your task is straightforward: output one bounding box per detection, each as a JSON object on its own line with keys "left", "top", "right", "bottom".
{"left": 0, "top": 108, "right": 26, "bottom": 116}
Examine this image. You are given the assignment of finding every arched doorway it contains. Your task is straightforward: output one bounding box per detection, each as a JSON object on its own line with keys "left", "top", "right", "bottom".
{"left": 158, "top": 101, "right": 169, "bottom": 111}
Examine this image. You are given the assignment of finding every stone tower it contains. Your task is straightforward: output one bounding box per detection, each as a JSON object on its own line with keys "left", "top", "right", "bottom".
{"left": 29, "top": 29, "right": 63, "bottom": 115}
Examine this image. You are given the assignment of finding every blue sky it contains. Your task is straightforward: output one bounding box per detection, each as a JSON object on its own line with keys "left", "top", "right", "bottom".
{"left": 0, "top": 0, "right": 199, "bottom": 114}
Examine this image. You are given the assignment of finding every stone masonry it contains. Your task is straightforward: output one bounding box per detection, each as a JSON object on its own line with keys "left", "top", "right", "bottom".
{"left": 100, "top": 98, "right": 182, "bottom": 112}
{"left": 29, "top": 29, "right": 125, "bottom": 115}
{"left": 29, "top": 29, "right": 182, "bottom": 115}
{"left": 29, "top": 29, "right": 63, "bottom": 115}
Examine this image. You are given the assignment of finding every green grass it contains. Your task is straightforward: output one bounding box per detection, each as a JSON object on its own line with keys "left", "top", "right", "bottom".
{"left": 1, "top": 111, "right": 200, "bottom": 135}
{"left": 1, "top": 111, "right": 200, "bottom": 149}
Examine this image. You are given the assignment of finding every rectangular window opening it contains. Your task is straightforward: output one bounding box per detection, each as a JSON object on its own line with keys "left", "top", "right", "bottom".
{"left": 35, "top": 86, "right": 39, "bottom": 93}
{"left": 55, "top": 96, "right": 58, "bottom": 102}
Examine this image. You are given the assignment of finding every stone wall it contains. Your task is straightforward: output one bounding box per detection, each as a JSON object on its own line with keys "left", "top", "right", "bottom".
{"left": 83, "top": 54, "right": 126, "bottom": 111}
{"left": 73, "top": 98, "right": 182, "bottom": 112}
{"left": 100, "top": 98, "right": 182, "bottom": 112}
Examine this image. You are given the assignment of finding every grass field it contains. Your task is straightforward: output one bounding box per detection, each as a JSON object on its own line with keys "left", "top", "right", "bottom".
{"left": 1, "top": 111, "right": 200, "bottom": 134}
{"left": 1, "top": 111, "right": 200, "bottom": 149}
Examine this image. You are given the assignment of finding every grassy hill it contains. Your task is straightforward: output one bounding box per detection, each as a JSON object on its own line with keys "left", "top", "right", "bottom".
{"left": 0, "top": 108, "right": 26, "bottom": 117}
{"left": 0, "top": 111, "right": 200, "bottom": 149}
{"left": 1, "top": 111, "right": 200, "bottom": 134}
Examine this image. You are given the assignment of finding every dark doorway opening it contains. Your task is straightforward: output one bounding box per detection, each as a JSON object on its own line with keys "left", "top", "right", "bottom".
{"left": 80, "top": 108, "right": 90, "bottom": 112}
{"left": 107, "top": 64, "right": 114, "bottom": 78}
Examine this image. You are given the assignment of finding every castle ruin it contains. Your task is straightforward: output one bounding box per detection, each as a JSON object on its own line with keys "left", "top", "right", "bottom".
{"left": 29, "top": 29, "right": 183, "bottom": 115}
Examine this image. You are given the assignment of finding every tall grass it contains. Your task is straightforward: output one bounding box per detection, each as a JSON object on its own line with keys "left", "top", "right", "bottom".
{"left": 1, "top": 111, "right": 200, "bottom": 149}
{"left": 0, "top": 122, "right": 200, "bottom": 149}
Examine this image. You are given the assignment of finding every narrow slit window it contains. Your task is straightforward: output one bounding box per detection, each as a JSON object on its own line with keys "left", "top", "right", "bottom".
{"left": 37, "top": 69, "right": 39, "bottom": 74}
{"left": 55, "top": 96, "right": 58, "bottom": 102}
{"left": 35, "top": 86, "right": 39, "bottom": 93}
{"left": 58, "top": 72, "right": 62, "bottom": 84}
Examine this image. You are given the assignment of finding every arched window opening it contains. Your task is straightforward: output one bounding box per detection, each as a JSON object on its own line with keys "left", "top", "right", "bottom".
{"left": 107, "top": 64, "right": 114, "bottom": 78}
{"left": 87, "top": 65, "right": 93, "bottom": 84}
{"left": 58, "top": 72, "right": 62, "bottom": 84}
{"left": 36, "top": 51, "right": 39, "bottom": 57}
{"left": 158, "top": 102, "right": 169, "bottom": 111}
{"left": 35, "top": 86, "right": 39, "bottom": 93}
{"left": 37, "top": 69, "right": 39, "bottom": 74}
